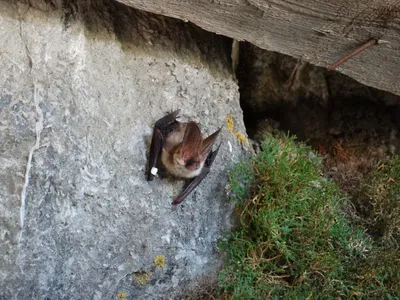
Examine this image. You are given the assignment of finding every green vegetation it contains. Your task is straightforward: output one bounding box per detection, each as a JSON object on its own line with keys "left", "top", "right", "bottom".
{"left": 359, "top": 156, "right": 400, "bottom": 247}
{"left": 350, "top": 156, "right": 400, "bottom": 299}
{"left": 218, "top": 135, "right": 400, "bottom": 299}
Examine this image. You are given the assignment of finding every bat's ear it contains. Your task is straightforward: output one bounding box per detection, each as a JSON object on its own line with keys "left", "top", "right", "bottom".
{"left": 201, "top": 127, "right": 222, "bottom": 158}
{"left": 181, "top": 122, "right": 203, "bottom": 161}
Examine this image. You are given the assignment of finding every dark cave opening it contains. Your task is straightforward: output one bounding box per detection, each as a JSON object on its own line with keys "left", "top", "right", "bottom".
{"left": 236, "top": 42, "right": 400, "bottom": 236}
{"left": 236, "top": 42, "right": 400, "bottom": 148}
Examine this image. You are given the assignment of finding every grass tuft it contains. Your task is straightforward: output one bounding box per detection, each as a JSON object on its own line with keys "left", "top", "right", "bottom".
{"left": 218, "top": 135, "right": 399, "bottom": 299}
{"left": 358, "top": 156, "right": 400, "bottom": 247}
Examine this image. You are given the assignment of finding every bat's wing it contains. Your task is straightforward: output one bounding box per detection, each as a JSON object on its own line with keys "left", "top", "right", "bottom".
{"left": 172, "top": 143, "right": 221, "bottom": 205}
{"left": 147, "top": 110, "right": 180, "bottom": 181}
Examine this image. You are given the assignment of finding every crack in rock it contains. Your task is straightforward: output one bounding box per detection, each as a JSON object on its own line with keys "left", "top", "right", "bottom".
{"left": 17, "top": 8, "right": 44, "bottom": 240}
{"left": 20, "top": 85, "right": 43, "bottom": 233}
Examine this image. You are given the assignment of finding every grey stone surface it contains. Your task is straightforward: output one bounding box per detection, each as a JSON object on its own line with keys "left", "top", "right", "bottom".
{"left": 0, "top": 1, "right": 248, "bottom": 299}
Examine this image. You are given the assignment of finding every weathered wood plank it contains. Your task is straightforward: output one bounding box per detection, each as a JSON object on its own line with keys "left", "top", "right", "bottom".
{"left": 116, "top": 0, "right": 400, "bottom": 96}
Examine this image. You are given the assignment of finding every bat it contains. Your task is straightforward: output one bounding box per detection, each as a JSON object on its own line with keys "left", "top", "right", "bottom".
{"left": 147, "top": 109, "right": 222, "bottom": 205}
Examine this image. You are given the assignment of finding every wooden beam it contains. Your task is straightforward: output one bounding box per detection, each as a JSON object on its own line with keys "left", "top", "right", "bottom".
{"left": 116, "top": 0, "right": 400, "bottom": 96}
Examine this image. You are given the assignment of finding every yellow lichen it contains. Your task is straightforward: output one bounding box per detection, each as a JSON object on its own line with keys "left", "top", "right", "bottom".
{"left": 154, "top": 255, "right": 165, "bottom": 268}
{"left": 226, "top": 115, "right": 248, "bottom": 147}
{"left": 117, "top": 291, "right": 127, "bottom": 300}
{"left": 133, "top": 271, "right": 152, "bottom": 285}
{"left": 226, "top": 115, "right": 235, "bottom": 133}
{"left": 234, "top": 131, "right": 249, "bottom": 147}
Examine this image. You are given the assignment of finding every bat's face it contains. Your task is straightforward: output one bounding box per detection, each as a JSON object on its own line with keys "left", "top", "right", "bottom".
{"left": 169, "top": 150, "right": 204, "bottom": 178}
{"left": 184, "top": 158, "right": 201, "bottom": 171}
{"left": 161, "top": 121, "right": 205, "bottom": 178}
{"left": 161, "top": 120, "right": 221, "bottom": 179}
{"left": 175, "top": 153, "right": 201, "bottom": 170}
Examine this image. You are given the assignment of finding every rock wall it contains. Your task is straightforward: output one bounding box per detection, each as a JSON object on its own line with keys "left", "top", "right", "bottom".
{"left": 0, "top": 1, "right": 247, "bottom": 299}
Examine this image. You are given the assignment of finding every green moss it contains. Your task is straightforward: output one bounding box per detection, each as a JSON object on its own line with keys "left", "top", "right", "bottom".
{"left": 218, "top": 135, "right": 399, "bottom": 299}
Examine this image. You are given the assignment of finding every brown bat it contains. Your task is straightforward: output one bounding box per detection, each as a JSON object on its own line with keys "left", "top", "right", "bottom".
{"left": 147, "top": 110, "right": 221, "bottom": 205}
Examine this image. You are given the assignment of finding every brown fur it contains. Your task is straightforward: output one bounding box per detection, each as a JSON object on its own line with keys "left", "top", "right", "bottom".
{"left": 161, "top": 121, "right": 219, "bottom": 178}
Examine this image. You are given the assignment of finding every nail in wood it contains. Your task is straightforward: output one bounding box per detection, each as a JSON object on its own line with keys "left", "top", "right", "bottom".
{"left": 327, "top": 38, "right": 378, "bottom": 71}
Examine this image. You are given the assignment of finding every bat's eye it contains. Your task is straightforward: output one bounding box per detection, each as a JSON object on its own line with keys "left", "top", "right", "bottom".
{"left": 185, "top": 159, "right": 199, "bottom": 169}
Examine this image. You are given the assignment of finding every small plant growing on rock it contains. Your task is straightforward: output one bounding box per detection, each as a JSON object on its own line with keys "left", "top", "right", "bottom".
{"left": 218, "top": 135, "right": 399, "bottom": 299}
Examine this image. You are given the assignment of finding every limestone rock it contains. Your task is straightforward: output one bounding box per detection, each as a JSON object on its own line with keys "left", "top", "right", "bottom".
{"left": 0, "top": 1, "right": 247, "bottom": 299}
